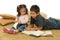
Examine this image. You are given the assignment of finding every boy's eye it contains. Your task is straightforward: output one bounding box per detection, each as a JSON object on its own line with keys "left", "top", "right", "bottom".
{"left": 32, "top": 13, "right": 35, "bottom": 15}
{"left": 30, "top": 13, "right": 34, "bottom": 15}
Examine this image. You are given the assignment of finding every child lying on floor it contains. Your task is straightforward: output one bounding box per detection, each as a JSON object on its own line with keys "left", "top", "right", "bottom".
{"left": 3, "top": 4, "right": 29, "bottom": 34}
{"left": 25, "top": 5, "right": 60, "bottom": 31}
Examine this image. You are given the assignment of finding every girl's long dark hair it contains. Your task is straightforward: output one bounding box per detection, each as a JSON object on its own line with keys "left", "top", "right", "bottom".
{"left": 17, "top": 4, "right": 28, "bottom": 17}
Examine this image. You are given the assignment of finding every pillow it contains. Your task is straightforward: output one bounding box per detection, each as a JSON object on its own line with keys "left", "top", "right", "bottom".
{"left": 40, "top": 12, "right": 47, "bottom": 19}
{"left": 0, "top": 14, "right": 16, "bottom": 20}
{"left": 0, "top": 19, "right": 15, "bottom": 26}
{"left": 54, "top": 18, "right": 60, "bottom": 20}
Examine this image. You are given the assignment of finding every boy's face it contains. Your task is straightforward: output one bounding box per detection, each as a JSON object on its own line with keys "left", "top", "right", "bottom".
{"left": 30, "top": 11, "right": 38, "bottom": 19}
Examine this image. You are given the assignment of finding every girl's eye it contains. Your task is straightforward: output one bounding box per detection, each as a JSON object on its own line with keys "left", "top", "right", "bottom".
{"left": 23, "top": 11, "right": 26, "bottom": 12}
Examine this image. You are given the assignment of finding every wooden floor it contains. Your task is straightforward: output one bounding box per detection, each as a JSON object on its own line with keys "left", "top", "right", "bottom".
{"left": 0, "top": 24, "right": 60, "bottom": 40}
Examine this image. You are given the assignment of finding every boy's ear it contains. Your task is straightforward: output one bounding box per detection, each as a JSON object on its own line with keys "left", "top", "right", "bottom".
{"left": 37, "top": 12, "right": 40, "bottom": 15}
{"left": 38, "top": 12, "right": 40, "bottom": 14}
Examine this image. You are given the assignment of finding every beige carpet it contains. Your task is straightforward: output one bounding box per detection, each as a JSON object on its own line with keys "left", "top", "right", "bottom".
{"left": 0, "top": 24, "right": 60, "bottom": 40}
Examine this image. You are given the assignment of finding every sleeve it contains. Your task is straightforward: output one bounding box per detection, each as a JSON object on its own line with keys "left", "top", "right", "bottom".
{"left": 36, "top": 17, "right": 44, "bottom": 27}
{"left": 15, "top": 16, "right": 19, "bottom": 22}
{"left": 21, "top": 15, "right": 29, "bottom": 24}
{"left": 30, "top": 17, "right": 35, "bottom": 24}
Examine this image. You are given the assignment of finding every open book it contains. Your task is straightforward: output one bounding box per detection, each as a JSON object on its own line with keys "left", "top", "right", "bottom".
{"left": 13, "top": 22, "right": 18, "bottom": 29}
{"left": 22, "top": 30, "right": 53, "bottom": 37}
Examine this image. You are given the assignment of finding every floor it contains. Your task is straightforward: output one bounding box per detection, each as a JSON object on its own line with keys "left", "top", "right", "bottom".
{"left": 0, "top": 24, "right": 60, "bottom": 40}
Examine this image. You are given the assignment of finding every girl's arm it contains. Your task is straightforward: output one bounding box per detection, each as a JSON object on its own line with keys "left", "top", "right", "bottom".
{"left": 15, "top": 16, "right": 19, "bottom": 22}
{"left": 16, "top": 16, "right": 21, "bottom": 24}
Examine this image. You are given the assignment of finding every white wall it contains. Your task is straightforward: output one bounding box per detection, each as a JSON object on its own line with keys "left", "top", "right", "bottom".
{"left": 0, "top": 0, "right": 60, "bottom": 18}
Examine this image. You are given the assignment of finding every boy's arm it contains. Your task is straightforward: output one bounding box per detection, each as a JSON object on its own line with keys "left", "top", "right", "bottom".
{"left": 30, "top": 27, "right": 43, "bottom": 30}
{"left": 25, "top": 24, "right": 43, "bottom": 31}
{"left": 25, "top": 24, "right": 34, "bottom": 30}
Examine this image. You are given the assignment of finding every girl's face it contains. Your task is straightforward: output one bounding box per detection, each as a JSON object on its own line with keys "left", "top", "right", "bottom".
{"left": 20, "top": 8, "right": 26, "bottom": 15}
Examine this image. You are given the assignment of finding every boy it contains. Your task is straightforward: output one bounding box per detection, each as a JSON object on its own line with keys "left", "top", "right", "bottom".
{"left": 25, "top": 5, "right": 60, "bottom": 30}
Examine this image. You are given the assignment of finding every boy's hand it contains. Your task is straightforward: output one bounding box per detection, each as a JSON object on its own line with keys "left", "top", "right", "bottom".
{"left": 30, "top": 28, "right": 37, "bottom": 31}
{"left": 24, "top": 27, "right": 31, "bottom": 31}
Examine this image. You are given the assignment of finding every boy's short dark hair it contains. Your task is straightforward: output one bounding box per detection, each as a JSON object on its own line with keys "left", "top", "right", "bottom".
{"left": 30, "top": 5, "right": 40, "bottom": 13}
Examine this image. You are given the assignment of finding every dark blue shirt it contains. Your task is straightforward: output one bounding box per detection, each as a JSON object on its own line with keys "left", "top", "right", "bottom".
{"left": 30, "top": 14, "right": 46, "bottom": 28}
{"left": 30, "top": 14, "right": 56, "bottom": 30}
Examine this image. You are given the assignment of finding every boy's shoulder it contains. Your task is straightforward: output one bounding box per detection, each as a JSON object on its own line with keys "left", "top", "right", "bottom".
{"left": 36, "top": 14, "right": 43, "bottom": 19}
{"left": 31, "top": 14, "right": 43, "bottom": 19}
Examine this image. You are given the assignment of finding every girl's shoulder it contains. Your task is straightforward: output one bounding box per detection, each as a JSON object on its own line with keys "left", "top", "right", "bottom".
{"left": 17, "top": 15, "right": 28, "bottom": 18}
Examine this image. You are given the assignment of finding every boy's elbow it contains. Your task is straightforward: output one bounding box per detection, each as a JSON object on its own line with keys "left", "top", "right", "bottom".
{"left": 38, "top": 27, "right": 43, "bottom": 30}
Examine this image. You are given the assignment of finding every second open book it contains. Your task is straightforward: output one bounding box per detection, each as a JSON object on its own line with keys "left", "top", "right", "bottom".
{"left": 22, "top": 30, "right": 53, "bottom": 37}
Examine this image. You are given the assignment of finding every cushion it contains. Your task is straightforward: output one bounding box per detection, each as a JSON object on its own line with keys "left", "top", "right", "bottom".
{"left": 54, "top": 18, "right": 60, "bottom": 20}
{"left": 0, "top": 14, "right": 16, "bottom": 20}
{"left": 40, "top": 12, "right": 47, "bottom": 19}
{"left": 0, "top": 19, "right": 15, "bottom": 26}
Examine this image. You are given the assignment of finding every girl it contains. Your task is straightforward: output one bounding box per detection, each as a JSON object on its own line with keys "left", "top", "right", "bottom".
{"left": 3, "top": 4, "right": 29, "bottom": 34}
